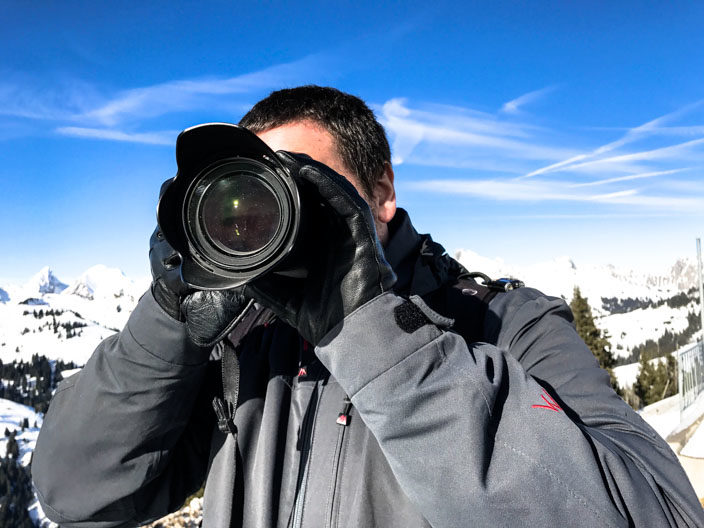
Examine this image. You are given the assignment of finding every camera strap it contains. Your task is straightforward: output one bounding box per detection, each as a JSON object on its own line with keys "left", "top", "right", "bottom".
{"left": 212, "top": 299, "right": 257, "bottom": 436}
{"left": 212, "top": 340, "right": 240, "bottom": 436}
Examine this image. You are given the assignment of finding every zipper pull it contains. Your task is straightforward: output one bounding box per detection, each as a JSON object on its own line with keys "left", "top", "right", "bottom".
{"left": 212, "top": 396, "right": 237, "bottom": 434}
{"left": 336, "top": 396, "right": 352, "bottom": 426}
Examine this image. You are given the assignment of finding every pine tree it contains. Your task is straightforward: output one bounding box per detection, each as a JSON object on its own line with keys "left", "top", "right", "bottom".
{"left": 0, "top": 454, "right": 35, "bottom": 526}
{"left": 665, "top": 353, "right": 678, "bottom": 397}
{"left": 633, "top": 353, "right": 678, "bottom": 408}
{"left": 634, "top": 353, "right": 655, "bottom": 406}
{"left": 5, "top": 433, "right": 18, "bottom": 459}
{"left": 570, "top": 287, "right": 619, "bottom": 392}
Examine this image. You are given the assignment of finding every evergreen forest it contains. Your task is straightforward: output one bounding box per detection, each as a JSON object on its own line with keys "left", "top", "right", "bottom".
{"left": 0, "top": 354, "right": 77, "bottom": 524}
{"left": 571, "top": 286, "right": 683, "bottom": 409}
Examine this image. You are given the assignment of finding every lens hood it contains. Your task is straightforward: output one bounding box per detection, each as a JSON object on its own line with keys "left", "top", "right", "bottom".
{"left": 157, "top": 123, "right": 302, "bottom": 290}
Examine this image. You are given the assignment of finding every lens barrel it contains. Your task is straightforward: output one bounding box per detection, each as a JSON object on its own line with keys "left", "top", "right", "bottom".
{"left": 157, "top": 124, "right": 304, "bottom": 289}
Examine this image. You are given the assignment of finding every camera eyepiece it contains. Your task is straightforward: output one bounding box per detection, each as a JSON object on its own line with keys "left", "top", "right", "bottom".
{"left": 157, "top": 124, "right": 303, "bottom": 290}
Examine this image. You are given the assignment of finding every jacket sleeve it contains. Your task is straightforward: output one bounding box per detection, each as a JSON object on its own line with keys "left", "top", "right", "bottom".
{"left": 32, "top": 290, "right": 216, "bottom": 528}
{"left": 315, "top": 290, "right": 704, "bottom": 528}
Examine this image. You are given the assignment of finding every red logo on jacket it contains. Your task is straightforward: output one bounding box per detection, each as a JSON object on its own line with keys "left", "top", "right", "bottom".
{"left": 532, "top": 388, "right": 562, "bottom": 412}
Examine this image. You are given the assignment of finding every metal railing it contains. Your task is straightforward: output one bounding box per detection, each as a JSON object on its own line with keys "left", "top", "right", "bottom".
{"left": 678, "top": 340, "right": 704, "bottom": 414}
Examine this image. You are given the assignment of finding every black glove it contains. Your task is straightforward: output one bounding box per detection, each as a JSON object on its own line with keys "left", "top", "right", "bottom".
{"left": 244, "top": 152, "right": 397, "bottom": 346}
{"left": 149, "top": 185, "right": 248, "bottom": 348}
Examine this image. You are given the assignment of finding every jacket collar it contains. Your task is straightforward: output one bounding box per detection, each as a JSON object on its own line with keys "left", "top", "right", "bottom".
{"left": 384, "top": 208, "right": 452, "bottom": 297}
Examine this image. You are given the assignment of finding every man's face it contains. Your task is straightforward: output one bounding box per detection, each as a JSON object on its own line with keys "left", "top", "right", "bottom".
{"left": 255, "top": 120, "right": 365, "bottom": 194}
{"left": 256, "top": 120, "right": 394, "bottom": 245}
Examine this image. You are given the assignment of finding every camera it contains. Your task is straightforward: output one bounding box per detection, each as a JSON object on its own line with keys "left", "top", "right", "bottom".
{"left": 157, "top": 123, "right": 317, "bottom": 290}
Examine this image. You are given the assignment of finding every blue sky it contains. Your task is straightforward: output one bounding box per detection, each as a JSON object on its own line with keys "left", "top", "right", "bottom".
{"left": 1, "top": 1, "right": 703, "bottom": 283}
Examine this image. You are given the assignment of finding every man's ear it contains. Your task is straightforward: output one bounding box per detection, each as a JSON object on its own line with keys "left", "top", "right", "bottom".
{"left": 374, "top": 162, "right": 396, "bottom": 225}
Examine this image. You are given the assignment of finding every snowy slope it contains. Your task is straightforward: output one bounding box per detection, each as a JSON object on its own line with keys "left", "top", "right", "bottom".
{"left": 0, "top": 266, "right": 147, "bottom": 365}
{"left": 0, "top": 301, "right": 121, "bottom": 365}
{"left": 0, "top": 266, "right": 146, "bottom": 526}
{"left": 603, "top": 303, "right": 697, "bottom": 354}
{"left": 5, "top": 267, "right": 68, "bottom": 302}
{"left": 0, "top": 398, "right": 43, "bottom": 466}
{"left": 454, "top": 250, "right": 694, "bottom": 308}
{"left": 0, "top": 258, "right": 699, "bottom": 526}
{"left": 63, "top": 264, "right": 139, "bottom": 301}
{"left": 0, "top": 254, "right": 699, "bottom": 366}
{"left": 455, "top": 250, "right": 700, "bottom": 358}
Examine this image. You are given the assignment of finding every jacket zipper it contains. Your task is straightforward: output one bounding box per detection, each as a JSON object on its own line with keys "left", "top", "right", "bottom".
{"left": 290, "top": 382, "right": 321, "bottom": 528}
{"left": 326, "top": 398, "right": 353, "bottom": 528}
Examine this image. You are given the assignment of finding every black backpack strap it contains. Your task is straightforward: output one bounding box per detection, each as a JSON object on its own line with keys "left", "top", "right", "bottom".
{"left": 424, "top": 275, "right": 499, "bottom": 345}
{"left": 416, "top": 241, "right": 517, "bottom": 345}
{"left": 448, "top": 277, "right": 500, "bottom": 344}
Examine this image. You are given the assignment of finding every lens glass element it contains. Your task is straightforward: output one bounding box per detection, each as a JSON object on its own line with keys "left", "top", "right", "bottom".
{"left": 201, "top": 173, "right": 281, "bottom": 254}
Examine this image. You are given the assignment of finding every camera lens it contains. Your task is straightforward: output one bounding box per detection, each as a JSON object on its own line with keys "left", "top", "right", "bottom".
{"left": 200, "top": 174, "right": 281, "bottom": 254}
{"left": 183, "top": 156, "right": 299, "bottom": 282}
{"left": 158, "top": 123, "right": 303, "bottom": 289}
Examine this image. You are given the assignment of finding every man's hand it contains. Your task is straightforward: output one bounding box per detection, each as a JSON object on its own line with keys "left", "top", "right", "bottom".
{"left": 149, "top": 225, "right": 247, "bottom": 348}
{"left": 244, "top": 152, "right": 397, "bottom": 346}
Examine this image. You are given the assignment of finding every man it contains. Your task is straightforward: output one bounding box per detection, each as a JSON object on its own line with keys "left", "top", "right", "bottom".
{"left": 33, "top": 86, "right": 704, "bottom": 527}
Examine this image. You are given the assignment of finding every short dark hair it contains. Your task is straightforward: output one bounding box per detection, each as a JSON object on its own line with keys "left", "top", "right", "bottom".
{"left": 239, "top": 85, "right": 391, "bottom": 198}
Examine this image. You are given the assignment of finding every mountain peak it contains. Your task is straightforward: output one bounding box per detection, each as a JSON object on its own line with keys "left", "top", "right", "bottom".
{"left": 553, "top": 255, "right": 577, "bottom": 270}
{"left": 24, "top": 267, "right": 68, "bottom": 295}
{"left": 63, "top": 265, "right": 134, "bottom": 300}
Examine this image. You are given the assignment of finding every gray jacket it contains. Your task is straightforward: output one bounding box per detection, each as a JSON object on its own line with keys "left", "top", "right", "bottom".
{"left": 32, "top": 210, "right": 704, "bottom": 527}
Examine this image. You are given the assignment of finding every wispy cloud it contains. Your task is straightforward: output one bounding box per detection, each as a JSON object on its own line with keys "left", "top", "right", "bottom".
{"left": 0, "top": 52, "right": 336, "bottom": 143}
{"left": 501, "top": 212, "right": 690, "bottom": 220}
{"left": 80, "top": 53, "right": 334, "bottom": 126}
{"left": 56, "top": 126, "right": 176, "bottom": 145}
{"left": 0, "top": 75, "right": 102, "bottom": 121}
{"left": 569, "top": 168, "right": 688, "bottom": 187}
{"left": 566, "top": 137, "right": 704, "bottom": 168}
{"left": 4, "top": 56, "right": 704, "bottom": 215}
{"left": 407, "top": 178, "right": 703, "bottom": 212}
{"left": 379, "top": 98, "right": 577, "bottom": 168}
{"left": 408, "top": 178, "right": 624, "bottom": 203}
{"left": 381, "top": 95, "right": 704, "bottom": 215}
{"left": 522, "top": 98, "right": 704, "bottom": 179}
{"left": 501, "top": 85, "right": 557, "bottom": 114}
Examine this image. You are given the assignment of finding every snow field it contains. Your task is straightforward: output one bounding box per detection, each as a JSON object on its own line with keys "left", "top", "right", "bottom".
{"left": 0, "top": 301, "right": 120, "bottom": 365}
{"left": 0, "top": 398, "right": 43, "bottom": 467}
{"left": 599, "top": 302, "right": 697, "bottom": 358}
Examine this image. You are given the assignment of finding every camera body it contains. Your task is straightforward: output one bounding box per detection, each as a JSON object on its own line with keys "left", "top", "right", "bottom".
{"left": 158, "top": 123, "right": 313, "bottom": 290}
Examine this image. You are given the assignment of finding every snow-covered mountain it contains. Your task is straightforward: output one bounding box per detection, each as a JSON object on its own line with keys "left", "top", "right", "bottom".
{"left": 455, "top": 250, "right": 696, "bottom": 306}
{"left": 455, "top": 250, "right": 701, "bottom": 359}
{"left": 3, "top": 267, "right": 69, "bottom": 304}
{"left": 63, "top": 265, "right": 137, "bottom": 301}
{"left": 0, "top": 256, "right": 701, "bottom": 365}
{"left": 0, "top": 266, "right": 148, "bottom": 365}
{"left": 28, "top": 266, "right": 68, "bottom": 296}
{"left": 0, "top": 259, "right": 700, "bottom": 526}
